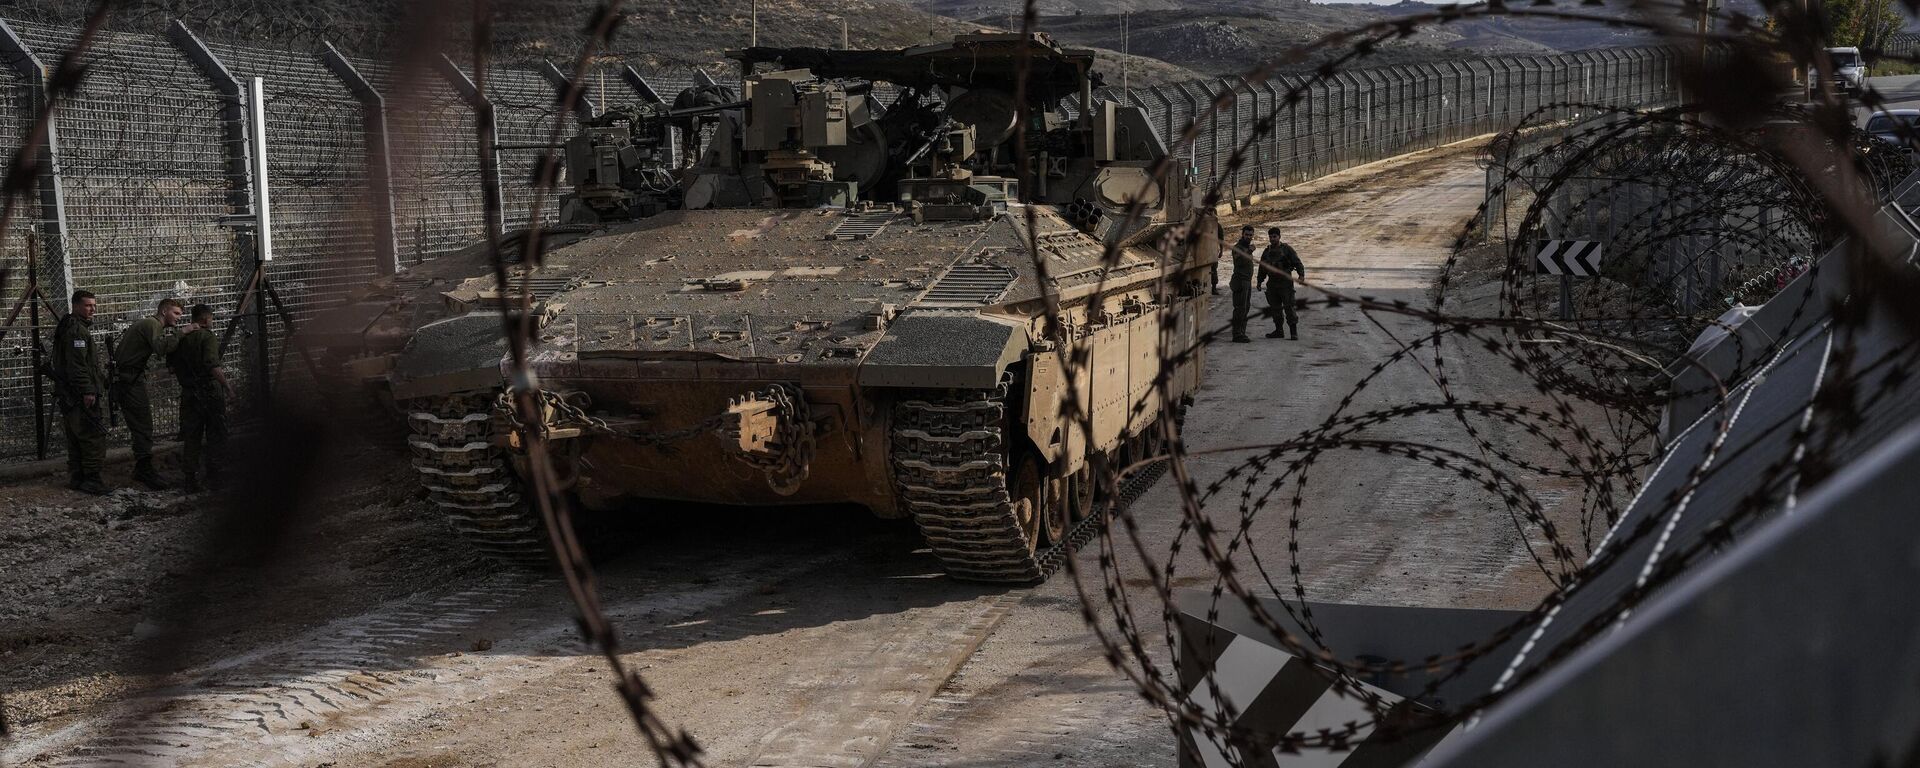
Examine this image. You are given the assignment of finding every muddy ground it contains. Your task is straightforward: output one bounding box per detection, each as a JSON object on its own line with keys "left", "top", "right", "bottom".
{"left": 1, "top": 447, "right": 488, "bottom": 728}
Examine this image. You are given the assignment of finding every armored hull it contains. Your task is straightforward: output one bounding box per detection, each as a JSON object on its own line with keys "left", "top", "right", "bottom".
{"left": 402, "top": 204, "right": 1211, "bottom": 580}
{"left": 390, "top": 32, "right": 1217, "bottom": 580}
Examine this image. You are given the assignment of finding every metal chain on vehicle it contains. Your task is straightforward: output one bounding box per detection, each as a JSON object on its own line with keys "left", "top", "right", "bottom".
{"left": 728, "top": 382, "right": 815, "bottom": 495}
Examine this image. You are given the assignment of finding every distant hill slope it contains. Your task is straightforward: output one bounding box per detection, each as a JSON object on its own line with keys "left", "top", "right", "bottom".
{"left": 1346, "top": 1, "right": 1661, "bottom": 52}
{"left": 944, "top": 0, "right": 1702, "bottom": 78}
{"left": 964, "top": 7, "right": 1497, "bottom": 77}
{"left": 2, "top": 0, "right": 1204, "bottom": 85}
{"left": 6, "top": 0, "right": 1713, "bottom": 92}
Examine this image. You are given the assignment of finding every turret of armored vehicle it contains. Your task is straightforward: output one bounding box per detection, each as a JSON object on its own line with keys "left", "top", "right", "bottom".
{"left": 391, "top": 33, "right": 1218, "bottom": 581}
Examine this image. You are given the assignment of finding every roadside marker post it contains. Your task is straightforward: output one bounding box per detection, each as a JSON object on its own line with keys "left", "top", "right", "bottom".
{"left": 1536, "top": 239, "right": 1604, "bottom": 320}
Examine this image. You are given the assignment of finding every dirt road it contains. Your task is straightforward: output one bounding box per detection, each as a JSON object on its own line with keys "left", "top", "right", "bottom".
{"left": 3, "top": 138, "right": 1588, "bottom": 767}
{"left": 872, "top": 138, "right": 1588, "bottom": 766}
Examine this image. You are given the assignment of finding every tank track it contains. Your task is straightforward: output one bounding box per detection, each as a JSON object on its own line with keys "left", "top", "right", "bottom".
{"left": 890, "top": 385, "right": 1174, "bottom": 583}
{"left": 406, "top": 392, "right": 549, "bottom": 566}
{"left": 890, "top": 384, "right": 1175, "bottom": 583}
{"left": 891, "top": 385, "right": 1045, "bottom": 582}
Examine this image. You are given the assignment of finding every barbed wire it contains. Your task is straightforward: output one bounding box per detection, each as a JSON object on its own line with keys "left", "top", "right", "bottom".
{"left": 1025, "top": 0, "right": 1920, "bottom": 760}
{"left": 5, "top": 0, "right": 1919, "bottom": 763}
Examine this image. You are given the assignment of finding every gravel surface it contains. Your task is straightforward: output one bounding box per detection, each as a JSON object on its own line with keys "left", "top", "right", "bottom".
{"left": 1, "top": 444, "right": 489, "bottom": 731}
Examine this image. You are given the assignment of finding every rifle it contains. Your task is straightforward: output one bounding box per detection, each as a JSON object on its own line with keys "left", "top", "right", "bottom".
{"left": 106, "top": 360, "right": 119, "bottom": 428}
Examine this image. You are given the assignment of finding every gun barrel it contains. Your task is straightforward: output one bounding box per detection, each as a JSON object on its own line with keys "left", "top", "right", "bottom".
{"left": 666, "top": 99, "right": 749, "bottom": 119}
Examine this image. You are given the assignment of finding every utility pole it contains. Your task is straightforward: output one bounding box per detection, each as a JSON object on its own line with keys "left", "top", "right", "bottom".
{"left": 843, "top": 17, "right": 850, "bottom": 49}
{"left": 751, "top": 0, "right": 758, "bottom": 47}
{"left": 1122, "top": 12, "right": 1131, "bottom": 101}
{"left": 1696, "top": 0, "right": 1719, "bottom": 63}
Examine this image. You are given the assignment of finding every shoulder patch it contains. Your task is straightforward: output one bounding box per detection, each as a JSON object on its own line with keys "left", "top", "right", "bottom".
{"left": 73, "top": 339, "right": 87, "bottom": 348}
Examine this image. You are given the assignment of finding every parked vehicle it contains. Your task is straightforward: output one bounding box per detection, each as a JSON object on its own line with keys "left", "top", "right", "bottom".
{"left": 1809, "top": 46, "right": 1867, "bottom": 95}
{"left": 1865, "top": 109, "right": 1919, "bottom": 153}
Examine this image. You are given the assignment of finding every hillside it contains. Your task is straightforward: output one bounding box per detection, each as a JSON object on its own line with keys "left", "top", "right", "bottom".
{"left": 2, "top": 0, "right": 1204, "bottom": 86}
{"left": 1345, "top": 1, "right": 1661, "bottom": 51}
{"left": 944, "top": 0, "right": 1690, "bottom": 78}
{"left": 966, "top": 6, "right": 1496, "bottom": 77}
{"left": 1, "top": 0, "right": 1710, "bottom": 92}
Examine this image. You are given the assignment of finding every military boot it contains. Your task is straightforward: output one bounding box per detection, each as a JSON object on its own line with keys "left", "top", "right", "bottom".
{"left": 1288, "top": 322, "right": 1299, "bottom": 340}
{"left": 77, "top": 474, "right": 109, "bottom": 496}
{"left": 133, "top": 458, "right": 172, "bottom": 491}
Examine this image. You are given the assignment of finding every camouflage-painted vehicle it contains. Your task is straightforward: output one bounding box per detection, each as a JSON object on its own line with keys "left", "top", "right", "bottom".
{"left": 383, "top": 33, "right": 1216, "bottom": 581}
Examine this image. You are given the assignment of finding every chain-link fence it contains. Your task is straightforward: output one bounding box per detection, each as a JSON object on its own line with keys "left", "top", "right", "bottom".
{"left": 1101, "top": 48, "right": 1677, "bottom": 200}
{"left": 0, "top": 16, "right": 1679, "bottom": 463}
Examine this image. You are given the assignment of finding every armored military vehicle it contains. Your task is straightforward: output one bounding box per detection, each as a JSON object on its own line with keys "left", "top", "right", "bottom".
{"left": 396, "top": 33, "right": 1217, "bottom": 581}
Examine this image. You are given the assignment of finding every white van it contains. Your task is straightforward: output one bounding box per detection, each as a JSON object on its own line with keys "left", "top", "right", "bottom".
{"left": 1810, "top": 46, "right": 1867, "bottom": 94}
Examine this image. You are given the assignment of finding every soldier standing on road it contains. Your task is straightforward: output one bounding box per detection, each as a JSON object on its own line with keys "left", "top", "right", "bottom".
{"left": 51, "top": 290, "right": 109, "bottom": 495}
{"left": 112, "top": 297, "right": 185, "bottom": 490}
{"left": 1229, "top": 224, "right": 1258, "bottom": 343}
{"left": 167, "top": 304, "right": 233, "bottom": 493}
{"left": 1257, "top": 226, "right": 1306, "bottom": 340}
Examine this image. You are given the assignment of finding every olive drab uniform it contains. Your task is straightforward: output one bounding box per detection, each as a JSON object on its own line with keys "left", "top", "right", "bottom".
{"left": 1258, "top": 241, "right": 1306, "bottom": 339}
{"left": 1229, "top": 235, "right": 1258, "bottom": 341}
{"left": 112, "top": 316, "right": 180, "bottom": 482}
{"left": 51, "top": 312, "right": 108, "bottom": 488}
{"left": 167, "top": 327, "right": 225, "bottom": 487}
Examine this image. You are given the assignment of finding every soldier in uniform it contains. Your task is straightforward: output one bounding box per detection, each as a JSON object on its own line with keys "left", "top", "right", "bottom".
{"left": 167, "top": 304, "right": 233, "bottom": 492}
{"left": 51, "top": 290, "right": 109, "bottom": 495}
{"left": 112, "top": 297, "right": 184, "bottom": 489}
{"left": 1228, "top": 224, "right": 1258, "bottom": 343}
{"left": 1257, "top": 225, "right": 1306, "bottom": 340}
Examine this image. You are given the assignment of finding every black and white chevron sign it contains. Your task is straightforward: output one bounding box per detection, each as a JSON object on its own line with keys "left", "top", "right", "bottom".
{"left": 1174, "top": 592, "right": 1526, "bottom": 768}
{"left": 1536, "top": 240, "right": 1603, "bottom": 276}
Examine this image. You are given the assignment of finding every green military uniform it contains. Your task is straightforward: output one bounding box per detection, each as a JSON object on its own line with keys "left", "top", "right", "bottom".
{"left": 51, "top": 312, "right": 108, "bottom": 489}
{"left": 167, "top": 328, "right": 226, "bottom": 487}
{"left": 1258, "top": 241, "right": 1306, "bottom": 339}
{"left": 112, "top": 316, "right": 180, "bottom": 479}
{"left": 1228, "top": 236, "right": 1258, "bottom": 341}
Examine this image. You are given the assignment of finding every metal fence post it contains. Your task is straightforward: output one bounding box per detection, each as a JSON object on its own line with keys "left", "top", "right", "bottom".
{"left": 621, "top": 65, "right": 666, "bottom": 104}
{"left": 437, "top": 55, "right": 506, "bottom": 242}
{"left": 0, "top": 21, "right": 63, "bottom": 459}
{"left": 1198, "top": 79, "right": 1235, "bottom": 198}
{"left": 322, "top": 42, "right": 400, "bottom": 276}
{"left": 168, "top": 21, "right": 273, "bottom": 402}
{"left": 1147, "top": 85, "right": 1175, "bottom": 172}
{"left": 1179, "top": 84, "right": 1204, "bottom": 199}
{"left": 1237, "top": 77, "right": 1260, "bottom": 193}
{"left": 539, "top": 59, "right": 596, "bottom": 120}
{"left": 168, "top": 22, "right": 250, "bottom": 213}
{"left": 0, "top": 19, "right": 72, "bottom": 302}
{"left": 1259, "top": 79, "right": 1283, "bottom": 189}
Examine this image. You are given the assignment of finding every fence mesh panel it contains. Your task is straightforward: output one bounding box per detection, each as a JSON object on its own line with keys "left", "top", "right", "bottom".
{"left": 0, "top": 52, "right": 41, "bottom": 460}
